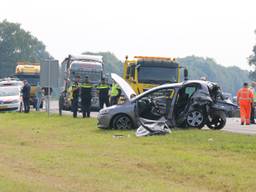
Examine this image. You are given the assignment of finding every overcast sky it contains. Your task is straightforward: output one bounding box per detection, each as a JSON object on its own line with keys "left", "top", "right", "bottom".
{"left": 1, "top": 0, "right": 256, "bottom": 69}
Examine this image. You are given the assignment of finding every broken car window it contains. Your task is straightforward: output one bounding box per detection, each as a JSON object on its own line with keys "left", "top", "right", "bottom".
{"left": 138, "top": 88, "right": 175, "bottom": 119}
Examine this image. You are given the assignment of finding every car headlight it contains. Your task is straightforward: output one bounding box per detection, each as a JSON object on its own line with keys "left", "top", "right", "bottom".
{"left": 100, "top": 109, "right": 109, "bottom": 115}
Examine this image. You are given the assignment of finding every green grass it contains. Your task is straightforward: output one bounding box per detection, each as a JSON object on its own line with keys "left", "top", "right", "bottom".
{"left": 0, "top": 112, "right": 256, "bottom": 192}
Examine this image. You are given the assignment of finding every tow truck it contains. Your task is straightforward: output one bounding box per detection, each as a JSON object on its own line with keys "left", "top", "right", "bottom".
{"left": 123, "top": 56, "right": 187, "bottom": 94}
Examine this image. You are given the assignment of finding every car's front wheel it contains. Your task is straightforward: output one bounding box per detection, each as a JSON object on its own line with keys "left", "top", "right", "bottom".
{"left": 112, "top": 114, "right": 133, "bottom": 130}
{"left": 186, "top": 110, "right": 205, "bottom": 128}
{"left": 207, "top": 111, "right": 226, "bottom": 130}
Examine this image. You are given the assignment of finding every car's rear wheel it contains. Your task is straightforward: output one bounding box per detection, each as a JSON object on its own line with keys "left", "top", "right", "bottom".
{"left": 186, "top": 110, "right": 205, "bottom": 128}
{"left": 112, "top": 114, "right": 133, "bottom": 130}
{"left": 207, "top": 111, "right": 226, "bottom": 130}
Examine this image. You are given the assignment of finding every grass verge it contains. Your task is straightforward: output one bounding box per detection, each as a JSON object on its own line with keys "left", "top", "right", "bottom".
{"left": 0, "top": 112, "right": 256, "bottom": 192}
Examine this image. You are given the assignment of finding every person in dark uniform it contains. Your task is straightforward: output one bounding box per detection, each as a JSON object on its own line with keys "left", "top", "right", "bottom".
{"left": 21, "top": 80, "right": 31, "bottom": 113}
{"left": 71, "top": 76, "right": 80, "bottom": 118}
{"left": 80, "top": 76, "right": 93, "bottom": 118}
{"left": 96, "top": 78, "right": 110, "bottom": 109}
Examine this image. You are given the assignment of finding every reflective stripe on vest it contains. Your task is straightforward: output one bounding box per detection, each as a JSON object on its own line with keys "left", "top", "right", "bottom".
{"left": 97, "top": 84, "right": 110, "bottom": 89}
{"left": 80, "top": 83, "right": 93, "bottom": 88}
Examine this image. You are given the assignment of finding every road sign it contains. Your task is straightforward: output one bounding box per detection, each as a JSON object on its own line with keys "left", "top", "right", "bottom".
{"left": 40, "top": 60, "right": 59, "bottom": 88}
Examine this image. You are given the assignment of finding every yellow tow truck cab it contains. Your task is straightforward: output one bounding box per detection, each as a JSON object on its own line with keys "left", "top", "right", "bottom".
{"left": 123, "top": 56, "right": 181, "bottom": 94}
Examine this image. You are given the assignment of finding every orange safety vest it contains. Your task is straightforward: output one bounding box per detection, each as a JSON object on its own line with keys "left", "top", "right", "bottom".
{"left": 237, "top": 87, "right": 253, "bottom": 103}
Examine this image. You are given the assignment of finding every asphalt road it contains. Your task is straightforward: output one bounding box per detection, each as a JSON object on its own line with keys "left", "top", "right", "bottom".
{"left": 221, "top": 118, "right": 256, "bottom": 135}
{"left": 47, "top": 100, "right": 256, "bottom": 135}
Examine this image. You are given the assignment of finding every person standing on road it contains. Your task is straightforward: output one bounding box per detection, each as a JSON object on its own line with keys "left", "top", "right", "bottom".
{"left": 237, "top": 82, "right": 254, "bottom": 125}
{"left": 71, "top": 76, "right": 80, "bottom": 118}
{"left": 21, "top": 80, "right": 31, "bottom": 113}
{"left": 96, "top": 78, "right": 110, "bottom": 109}
{"left": 35, "top": 82, "right": 43, "bottom": 111}
{"left": 80, "top": 76, "right": 93, "bottom": 118}
{"left": 110, "top": 81, "right": 121, "bottom": 105}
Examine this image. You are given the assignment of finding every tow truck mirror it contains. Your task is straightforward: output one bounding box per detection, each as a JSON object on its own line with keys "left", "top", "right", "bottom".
{"left": 184, "top": 68, "right": 188, "bottom": 81}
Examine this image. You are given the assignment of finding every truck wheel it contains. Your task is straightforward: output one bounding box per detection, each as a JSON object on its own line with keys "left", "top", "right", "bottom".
{"left": 186, "top": 110, "right": 205, "bottom": 128}
{"left": 59, "top": 95, "right": 64, "bottom": 116}
{"left": 207, "top": 111, "right": 226, "bottom": 130}
{"left": 112, "top": 114, "right": 133, "bottom": 130}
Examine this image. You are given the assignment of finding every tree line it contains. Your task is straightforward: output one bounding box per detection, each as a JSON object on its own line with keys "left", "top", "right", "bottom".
{"left": 0, "top": 20, "right": 254, "bottom": 96}
{"left": 0, "top": 20, "right": 51, "bottom": 77}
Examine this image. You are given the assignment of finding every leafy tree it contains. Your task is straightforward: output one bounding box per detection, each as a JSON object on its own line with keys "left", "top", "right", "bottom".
{"left": 248, "top": 30, "right": 256, "bottom": 81}
{"left": 0, "top": 20, "right": 51, "bottom": 77}
{"left": 178, "top": 56, "right": 250, "bottom": 95}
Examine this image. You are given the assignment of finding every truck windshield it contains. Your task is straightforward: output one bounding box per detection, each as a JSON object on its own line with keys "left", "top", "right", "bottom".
{"left": 70, "top": 70, "right": 102, "bottom": 84}
{"left": 15, "top": 74, "right": 40, "bottom": 86}
{"left": 138, "top": 67, "right": 178, "bottom": 84}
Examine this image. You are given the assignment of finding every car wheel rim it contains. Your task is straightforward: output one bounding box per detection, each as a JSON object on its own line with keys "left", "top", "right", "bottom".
{"left": 187, "top": 111, "right": 203, "bottom": 127}
{"left": 116, "top": 116, "right": 131, "bottom": 129}
{"left": 212, "top": 118, "right": 222, "bottom": 127}
{"left": 208, "top": 117, "right": 224, "bottom": 128}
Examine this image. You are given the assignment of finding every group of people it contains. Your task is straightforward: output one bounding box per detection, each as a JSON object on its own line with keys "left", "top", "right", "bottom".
{"left": 70, "top": 76, "right": 121, "bottom": 118}
{"left": 21, "top": 80, "right": 51, "bottom": 113}
{"left": 237, "top": 82, "right": 256, "bottom": 125}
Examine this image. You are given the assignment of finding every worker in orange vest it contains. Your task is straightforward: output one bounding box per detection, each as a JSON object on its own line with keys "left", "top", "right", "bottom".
{"left": 237, "top": 82, "right": 254, "bottom": 125}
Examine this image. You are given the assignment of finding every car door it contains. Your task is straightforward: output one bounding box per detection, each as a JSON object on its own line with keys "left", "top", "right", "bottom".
{"left": 173, "top": 83, "right": 202, "bottom": 125}
{"left": 135, "top": 87, "right": 176, "bottom": 120}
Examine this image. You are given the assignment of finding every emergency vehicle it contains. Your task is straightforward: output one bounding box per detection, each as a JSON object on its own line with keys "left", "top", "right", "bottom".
{"left": 123, "top": 56, "right": 187, "bottom": 94}
{"left": 0, "top": 77, "right": 23, "bottom": 112}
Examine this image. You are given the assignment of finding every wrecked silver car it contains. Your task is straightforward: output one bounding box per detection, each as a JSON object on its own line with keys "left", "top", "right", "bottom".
{"left": 97, "top": 74, "right": 237, "bottom": 130}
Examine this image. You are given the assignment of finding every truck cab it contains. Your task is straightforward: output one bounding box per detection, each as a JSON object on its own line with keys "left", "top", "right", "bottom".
{"left": 59, "top": 54, "right": 104, "bottom": 114}
{"left": 123, "top": 56, "right": 181, "bottom": 94}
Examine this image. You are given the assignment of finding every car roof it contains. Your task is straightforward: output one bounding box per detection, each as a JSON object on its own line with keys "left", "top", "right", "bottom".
{"left": 132, "top": 82, "right": 183, "bottom": 101}
{"left": 110, "top": 73, "right": 215, "bottom": 102}
{"left": 132, "top": 80, "right": 212, "bottom": 101}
